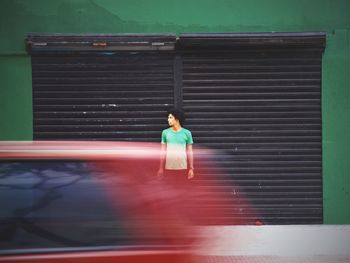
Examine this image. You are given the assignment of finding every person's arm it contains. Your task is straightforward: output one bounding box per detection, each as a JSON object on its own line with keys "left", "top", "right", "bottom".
{"left": 157, "top": 143, "right": 166, "bottom": 178}
{"left": 187, "top": 144, "right": 194, "bottom": 179}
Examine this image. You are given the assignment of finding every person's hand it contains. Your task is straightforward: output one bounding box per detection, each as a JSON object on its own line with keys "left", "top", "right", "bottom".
{"left": 157, "top": 168, "right": 164, "bottom": 179}
{"left": 187, "top": 168, "right": 194, "bottom": 179}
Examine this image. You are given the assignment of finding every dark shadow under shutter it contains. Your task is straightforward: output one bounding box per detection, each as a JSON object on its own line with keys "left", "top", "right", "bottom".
{"left": 28, "top": 34, "right": 176, "bottom": 142}
{"left": 178, "top": 33, "right": 326, "bottom": 224}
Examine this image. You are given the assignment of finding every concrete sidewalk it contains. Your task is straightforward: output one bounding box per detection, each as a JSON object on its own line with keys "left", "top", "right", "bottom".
{"left": 195, "top": 225, "right": 350, "bottom": 262}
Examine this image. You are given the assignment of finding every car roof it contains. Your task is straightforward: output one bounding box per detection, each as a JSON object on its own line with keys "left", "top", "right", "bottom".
{"left": 0, "top": 141, "right": 163, "bottom": 160}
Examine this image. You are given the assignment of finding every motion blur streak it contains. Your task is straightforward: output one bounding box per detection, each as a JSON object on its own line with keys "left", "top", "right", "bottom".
{"left": 0, "top": 141, "right": 258, "bottom": 263}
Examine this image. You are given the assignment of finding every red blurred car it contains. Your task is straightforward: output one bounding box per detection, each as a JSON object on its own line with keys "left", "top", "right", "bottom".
{"left": 0, "top": 141, "right": 214, "bottom": 263}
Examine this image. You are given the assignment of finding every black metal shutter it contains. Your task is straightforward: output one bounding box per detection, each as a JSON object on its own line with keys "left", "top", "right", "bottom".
{"left": 27, "top": 34, "right": 176, "bottom": 141}
{"left": 179, "top": 33, "right": 326, "bottom": 224}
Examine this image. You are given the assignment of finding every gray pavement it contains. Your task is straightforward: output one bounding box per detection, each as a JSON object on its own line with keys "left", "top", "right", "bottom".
{"left": 195, "top": 225, "right": 350, "bottom": 263}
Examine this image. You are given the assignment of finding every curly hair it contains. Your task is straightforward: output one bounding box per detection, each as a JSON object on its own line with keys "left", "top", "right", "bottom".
{"left": 167, "top": 108, "right": 185, "bottom": 126}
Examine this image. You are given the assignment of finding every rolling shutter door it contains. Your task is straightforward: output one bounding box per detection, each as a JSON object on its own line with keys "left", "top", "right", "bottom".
{"left": 28, "top": 33, "right": 326, "bottom": 225}
{"left": 179, "top": 33, "right": 326, "bottom": 224}
{"left": 27, "top": 34, "right": 176, "bottom": 142}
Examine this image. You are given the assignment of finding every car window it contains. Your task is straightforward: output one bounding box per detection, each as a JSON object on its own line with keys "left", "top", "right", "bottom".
{"left": 0, "top": 160, "right": 136, "bottom": 253}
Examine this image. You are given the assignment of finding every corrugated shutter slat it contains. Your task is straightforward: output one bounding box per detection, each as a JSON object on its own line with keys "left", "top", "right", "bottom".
{"left": 32, "top": 51, "right": 174, "bottom": 141}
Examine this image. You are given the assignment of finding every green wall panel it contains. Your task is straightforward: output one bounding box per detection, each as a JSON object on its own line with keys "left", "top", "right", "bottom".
{"left": 0, "top": 0, "right": 350, "bottom": 224}
{"left": 0, "top": 56, "right": 32, "bottom": 140}
{"left": 322, "top": 29, "right": 350, "bottom": 224}
{"left": 1, "top": 0, "right": 350, "bottom": 53}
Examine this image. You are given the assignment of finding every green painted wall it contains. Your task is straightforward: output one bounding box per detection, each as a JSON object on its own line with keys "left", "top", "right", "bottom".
{"left": 322, "top": 29, "right": 350, "bottom": 224}
{"left": 0, "top": 0, "right": 349, "bottom": 224}
{"left": 0, "top": 55, "right": 32, "bottom": 140}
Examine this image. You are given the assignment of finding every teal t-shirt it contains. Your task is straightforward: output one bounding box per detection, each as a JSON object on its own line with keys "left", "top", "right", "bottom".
{"left": 161, "top": 128, "right": 193, "bottom": 170}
